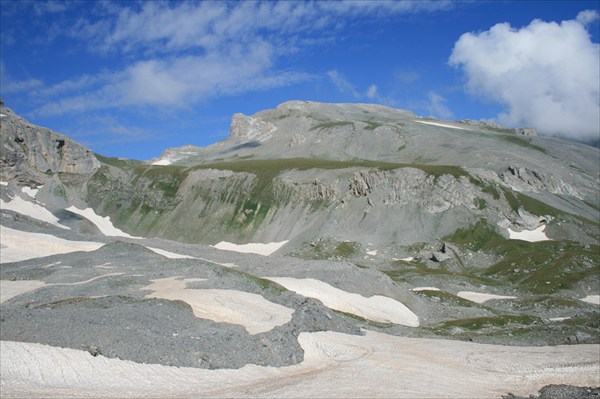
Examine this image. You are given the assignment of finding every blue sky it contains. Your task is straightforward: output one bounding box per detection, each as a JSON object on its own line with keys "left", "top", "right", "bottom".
{"left": 1, "top": 0, "right": 599, "bottom": 160}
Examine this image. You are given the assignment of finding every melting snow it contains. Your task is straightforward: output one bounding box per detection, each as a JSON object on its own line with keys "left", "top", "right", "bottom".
{"left": 507, "top": 225, "right": 550, "bottom": 242}
{"left": 0, "top": 226, "right": 103, "bottom": 263}
{"left": 411, "top": 287, "right": 441, "bottom": 292}
{"left": 1, "top": 196, "right": 70, "bottom": 229}
{"left": 66, "top": 206, "right": 140, "bottom": 238}
{"left": 2, "top": 330, "right": 598, "bottom": 398}
{"left": 580, "top": 295, "right": 600, "bottom": 305}
{"left": 212, "top": 240, "right": 288, "bottom": 256}
{"left": 415, "top": 120, "right": 470, "bottom": 130}
{"left": 265, "top": 277, "right": 419, "bottom": 327}
{"left": 146, "top": 247, "right": 197, "bottom": 259}
{"left": 151, "top": 159, "right": 172, "bottom": 166}
{"left": 142, "top": 277, "right": 293, "bottom": 334}
{"left": 21, "top": 186, "right": 41, "bottom": 198}
{"left": 456, "top": 291, "right": 517, "bottom": 304}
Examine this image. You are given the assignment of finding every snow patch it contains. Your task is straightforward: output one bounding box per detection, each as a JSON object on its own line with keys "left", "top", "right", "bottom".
{"left": 366, "top": 249, "right": 378, "bottom": 256}
{"left": 0, "top": 280, "right": 46, "bottom": 303}
{"left": 142, "top": 277, "right": 293, "bottom": 334}
{"left": 507, "top": 225, "right": 550, "bottom": 242}
{"left": 265, "top": 277, "right": 419, "bottom": 327}
{"left": 580, "top": 295, "right": 600, "bottom": 305}
{"left": 456, "top": 291, "right": 517, "bottom": 304}
{"left": 415, "top": 120, "right": 469, "bottom": 130}
{"left": 0, "top": 226, "right": 103, "bottom": 263}
{"left": 2, "top": 330, "right": 598, "bottom": 398}
{"left": 0, "top": 196, "right": 70, "bottom": 229}
{"left": 212, "top": 240, "right": 288, "bottom": 256}
{"left": 0, "top": 181, "right": 7, "bottom": 186}
{"left": 21, "top": 186, "right": 40, "bottom": 198}
{"left": 411, "top": 287, "right": 441, "bottom": 292}
{"left": 151, "top": 159, "right": 172, "bottom": 166}
{"left": 66, "top": 206, "right": 140, "bottom": 238}
{"left": 146, "top": 247, "right": 197, "bottom": 259}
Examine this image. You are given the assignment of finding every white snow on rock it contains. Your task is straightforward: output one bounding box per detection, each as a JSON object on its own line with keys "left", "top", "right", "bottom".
{"left": 580, "top": 295, "right": 600, "bottom": 305}
{"left": 151, "top": 159, "right": 172, "bottom": 166}
{"left": 507, "top": 225, "right": 550, "bottom": 242}
{"left": 456, "top": 291, "right": 517, "bottom": 304}
{"left": 415, "top": 120, "right": 470, "bottom": 130}
{"left": 0, "top": 181, "right": 7, "bottom": 186}
{"left": 0, "top": 226, "right": 104, "bottom": 263}
{"left": 1, "top": 330, "right": 598, "bottom": 398}
{"left": 411, "top": 287, "right": 441, "bottom": 292}
{"left": 21, "top": 186, "right": 41, "bottom": 198}
{"left": 265, "top": 277, "right": 420, "bottom": 327}
{"left": 146, "top": 247, "right": 197, "bottom": 259}
{"left": 212, "top": 240, "right": 288, "bottom": 256}
{"left": 142, "top": 277, "right": 294, "bottom": 334}
{"left": 0, "top": 280, "right": 46, "bottom": 303}
{"left": 1, "top": 196, "right": 70, "bottom": 229}
{"left": 66, "top": 206, "right": 140, "bottom": 238}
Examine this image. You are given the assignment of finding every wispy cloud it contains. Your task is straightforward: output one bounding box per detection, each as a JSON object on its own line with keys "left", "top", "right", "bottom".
{"left": 426, "top": 91, "right": 453, "bottom": 118}
{"left": 4, "top": 1, "right": 458, "bottom": 117}
{"left": 450, "top": 10, "right": 600, "bottom": 141}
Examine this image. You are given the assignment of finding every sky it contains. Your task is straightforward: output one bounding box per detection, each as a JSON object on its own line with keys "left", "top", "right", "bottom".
{"left": 1, "top": 0, "right": 599, "bottom": 160}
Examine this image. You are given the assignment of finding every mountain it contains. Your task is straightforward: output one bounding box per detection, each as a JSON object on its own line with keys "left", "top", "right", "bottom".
{"left": 1, "top": 100, "right": 599, "bottom": 397}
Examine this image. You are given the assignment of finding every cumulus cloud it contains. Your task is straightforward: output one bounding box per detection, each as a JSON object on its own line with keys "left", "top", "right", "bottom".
{"left": 449, "top": 11, "right": 600, "bottom": 142}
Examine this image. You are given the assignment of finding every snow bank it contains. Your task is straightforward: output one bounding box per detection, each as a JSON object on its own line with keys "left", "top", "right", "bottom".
{"left": 0, "top": 226, "right": 104, "bottom": 263}
{"left": 146, "top": 247, "right": 197, "bottom": 259}
{"left": 21, "top": 186, "right": 41, "bottom": 198}
{"left": 507, "top": 225, "right": 550, "bottom": 242}
{"left": 1, "top": 196, "right": 70, "bottom": 229}
{"left": 580, "top": 295, "right": 600, "bottom": 305}
{"left": 456, "top": 291, "right": 517, "bottom": 304}
{"left": 415, "top": 120, "right": 469, "bottom": 130}
{"left": 265, "top": 277, "right": 419, "bottom": 327}
{"left": 151, "top": 159, "right": 172, "bottom": 166}
{"left": 2, "top": 330, "right": 598, "bottom": 398}
{"left": 0, "top": 280, "right": 46, "bottom": 303}
{"left": 411, "top": 287, "right": 441, "bottom": 292}
{"left": 142, "top": 277, "right": 293, "bottom": 334}
{"left": 212, "top": 240, "right": 288, "bottom": 256}
{"left": 66, "top": 206, "right": 140, "bottom": 238}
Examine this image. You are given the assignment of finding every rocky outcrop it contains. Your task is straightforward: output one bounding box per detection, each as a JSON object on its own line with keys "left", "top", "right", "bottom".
{"left": 502, "top": 165, "right": 579, "bottom": 197}
{"left": 0, "top": 105, "right": 99, "bottom": 180}
{"left": 230, "top": 113, "right": 277, "bottom": 142}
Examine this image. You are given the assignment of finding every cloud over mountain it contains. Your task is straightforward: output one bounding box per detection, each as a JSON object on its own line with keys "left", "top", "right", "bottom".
{"left": 450, "top": 10, "right": 600, "bottom": 142}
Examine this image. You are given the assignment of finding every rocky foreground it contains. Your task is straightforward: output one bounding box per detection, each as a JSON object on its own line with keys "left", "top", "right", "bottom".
{"left": 1, "top": 101, "right": 599, "bottom": 397}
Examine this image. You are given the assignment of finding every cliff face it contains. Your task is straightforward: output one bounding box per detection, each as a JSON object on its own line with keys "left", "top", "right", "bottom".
{"left": 0, "top": 105, "right": 99, "bottom": 182}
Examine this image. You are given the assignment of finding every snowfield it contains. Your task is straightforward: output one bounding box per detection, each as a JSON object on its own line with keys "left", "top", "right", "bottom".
{"left": 212, "top": 240, "right": 289, "bottom": 256}
{"left": 142, "top": 277, "right": 294, "bottom": 334}
{"left": 66, "top": 206, "right": 140, "bottom": 238}
{"left": 1, "top": 196, "right": 70, "bottom": 229}
{"left": 0, "top": 226, "right": 104, "bottom": 263}
{"left": 507, "top": 225, "right": 550, "bottom": 242}
{"left": 1, "top": 331, "right": 598, "bottom": 398}
{"left": 265, "top": 277, "right": 420, "bottom": 327}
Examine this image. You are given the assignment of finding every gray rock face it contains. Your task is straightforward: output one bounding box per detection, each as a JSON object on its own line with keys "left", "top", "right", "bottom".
{"left": 0, "top": 105, "right": 99, "bottom": 181}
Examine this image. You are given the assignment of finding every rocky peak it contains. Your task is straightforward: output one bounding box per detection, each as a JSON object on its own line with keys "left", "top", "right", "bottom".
{"left": 0, "top": 103, "right": 99, "bottom": 180}
{"left": 229, "top": 113, "right": 277, "bottom": 142}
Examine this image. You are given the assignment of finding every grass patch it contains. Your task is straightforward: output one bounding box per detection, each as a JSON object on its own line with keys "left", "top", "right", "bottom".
{"left": 310, "top": 121, "right": 355, "bottom": 131}
{"left": 444, "top": 219, "right": 505, "bottom": 252}
{"left": 413, "top": 290, "right": 477, "bottom": 307}
{"left": 498, "top": 135, "right": 547, "bottom": 154}
{"left": 362, "top": 120, "right": 383, "bottom": 131}
{"left": 483, "top": 240, "right": 600, "bottom": 293}
{"left": 437, "top": 315, "right": 541, "bottom": 331}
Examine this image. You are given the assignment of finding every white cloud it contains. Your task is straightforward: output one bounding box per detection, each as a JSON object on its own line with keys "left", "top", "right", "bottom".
{"left": 22, "top": 1, "right": 457, "bottom": 116}
{"left": 366, "top": 84, "right": 378, "bottom": 99}
{"left": 426, "top": 91, "right": 453, "bottom": 119}
{"left": 450, "top": 11, "right": 600, "bottom": 142}
{"left": 328, "top": 70, "right": 361, "bottom": 98}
